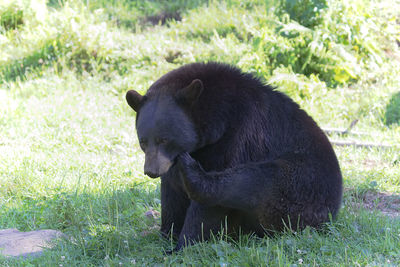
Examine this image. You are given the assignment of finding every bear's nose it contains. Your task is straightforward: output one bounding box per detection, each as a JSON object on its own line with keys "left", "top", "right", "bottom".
{"left": 145, "top": 170, "right": 159, "bottom": 178}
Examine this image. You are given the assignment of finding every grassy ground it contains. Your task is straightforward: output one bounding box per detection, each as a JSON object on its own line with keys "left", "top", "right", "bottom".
{"left": 0, "top": 0, "right": 399, "bottom": 265}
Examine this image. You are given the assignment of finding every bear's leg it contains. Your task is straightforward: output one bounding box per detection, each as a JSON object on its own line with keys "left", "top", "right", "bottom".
{"left": 177, "top": 152, "right": 283, "bottom": 211}
{"left": 175, "top": 201, "right": 231, "bottom": 251}
{"left": 160, "top": 173, "right": 190, "bottom": 239}
{"left": 177, "top": 153, "right": 339, "bottom": 236}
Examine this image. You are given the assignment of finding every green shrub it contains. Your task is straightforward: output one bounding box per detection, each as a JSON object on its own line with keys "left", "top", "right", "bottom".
{"left": 277, "top": 0, "right": 327, "bottom": 28}
{"left": 250, "top": 21, "right": 342, "bottom": 85}
{"left": 385, "top": 92, "right": 400, "bottom": 126}
{"left": 0, "top": 2, "right": 24, "bottom": 31}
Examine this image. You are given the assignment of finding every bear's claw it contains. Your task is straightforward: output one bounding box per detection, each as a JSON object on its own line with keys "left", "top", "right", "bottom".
{"left": 178, "top": 152, "right": 195, "bottom": 165}
{"left": 177, "top": 152, "right": 198, "bottom": 173}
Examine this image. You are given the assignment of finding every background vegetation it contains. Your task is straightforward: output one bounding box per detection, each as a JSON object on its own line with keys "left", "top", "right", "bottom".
{"left": 0, "top": 0, "right": 399, "bottom": 265}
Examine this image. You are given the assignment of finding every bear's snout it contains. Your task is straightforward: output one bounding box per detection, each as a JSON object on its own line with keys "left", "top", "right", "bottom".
{"left": 144, "top": 150, "right": 174, "bottom": 178}
{"left": 144, "top": 170, "right": 159, "bottom": 178}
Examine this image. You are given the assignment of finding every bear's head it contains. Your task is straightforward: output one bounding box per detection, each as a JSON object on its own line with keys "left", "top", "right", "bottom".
{"left": 126, "top": 79, "right": 203, "bottom": 178}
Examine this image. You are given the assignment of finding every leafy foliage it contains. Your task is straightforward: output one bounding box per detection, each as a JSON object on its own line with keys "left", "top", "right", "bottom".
{"left": 385, "top": 92, "right": 400, "bottom": 126}
{"left": 277, "top": 0, "right": 327, "bottom": 28}
{"left": 0, "top": 1, "right": 24, "bottom": 31}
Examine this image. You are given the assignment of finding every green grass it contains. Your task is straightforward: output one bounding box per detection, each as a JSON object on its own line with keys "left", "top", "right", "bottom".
{"left": 0, "top": 0, "right": 399, "bottom": 265}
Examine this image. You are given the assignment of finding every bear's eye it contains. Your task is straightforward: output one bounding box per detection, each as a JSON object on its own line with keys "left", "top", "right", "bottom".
{"left": 139, "top": 139, "right": 148, "bottom": 148}
{"left": 155, "top": 137, "right": 168, "bottom": 145}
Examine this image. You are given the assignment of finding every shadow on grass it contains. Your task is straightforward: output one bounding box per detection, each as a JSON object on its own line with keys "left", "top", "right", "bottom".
{"left": 83, "top": 0, "right": 208, "bottom": 28}
{"left": 1, "top": 185, "right": 400, "bottom": 265}
{"left": 46, "top": 0, "right": 66, "bottom": 9}
{"left": 0, "top": 183, "right": 168, "bottom": 264}
{"left": 46, "top": 0, "right": 208, "bottom": 28}
{"left": 0, "top": 38, "right": 131, "bottom": 84}
{"left": 385, "top": 91, "right": 400, "bottom": 126}
{"left": 0, "top": 4, "right": 24, "bottom": 31}
{"left": 0, "top": 40, "right": 61, "bottom": 83}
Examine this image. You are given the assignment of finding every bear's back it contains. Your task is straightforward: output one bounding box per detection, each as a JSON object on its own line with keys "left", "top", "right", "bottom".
{"left": 146, "top": 62, "right": 333, "bottom": 173}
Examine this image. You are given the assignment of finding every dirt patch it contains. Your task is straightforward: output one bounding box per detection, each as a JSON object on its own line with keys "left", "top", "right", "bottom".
{"left": 343, "top": 158, "right": 391, "bottom": 171}
{"left": 361, "top": 191, "right": 400, "bottom": 218}
{"left": 144, "top": 11, "right": 181, "bottom": 26}
{"left": 348, "top": 189, "right": 400, "bottom": 218}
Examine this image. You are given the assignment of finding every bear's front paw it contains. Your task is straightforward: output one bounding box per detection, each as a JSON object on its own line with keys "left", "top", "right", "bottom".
{"left": 177, "top": 152, "right": 196, "bottom": 166}
{"left": 176, "top": 152, "right": 201, "bottom": 176}
{"left": 177, "top": 152, "right": 205, "bottom": 200}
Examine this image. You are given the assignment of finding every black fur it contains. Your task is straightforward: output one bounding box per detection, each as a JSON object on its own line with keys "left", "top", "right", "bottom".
{"left": 126, "top": 62, "right": 343, "bottom": 251}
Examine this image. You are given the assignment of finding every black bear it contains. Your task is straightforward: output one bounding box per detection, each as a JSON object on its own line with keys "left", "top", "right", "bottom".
{"left": 126, "top": 62, "right": 342, "bottom": 251}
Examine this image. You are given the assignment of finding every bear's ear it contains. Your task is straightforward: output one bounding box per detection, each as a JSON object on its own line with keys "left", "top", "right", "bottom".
{"left": 176, "top": 79, "right": 203, "bottom": 105}
{"left": 126, "top": 90, "right": 143, "bottom": 112}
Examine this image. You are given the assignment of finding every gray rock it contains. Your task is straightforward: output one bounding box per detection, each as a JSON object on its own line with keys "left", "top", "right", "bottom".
{"left": 0, "top": 228, "right": 63, "bottom": 258}
{"left": 144, "top": 209, "right": 160, "bottom": 220}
